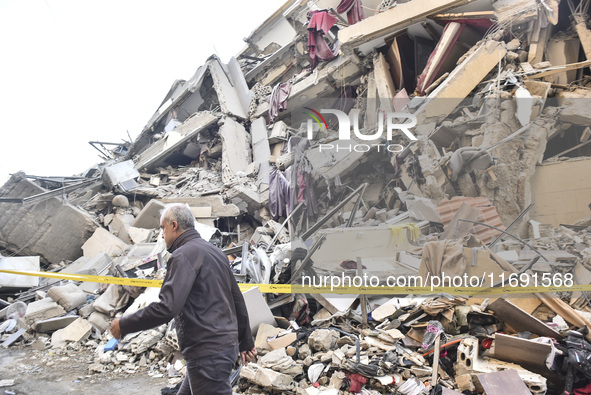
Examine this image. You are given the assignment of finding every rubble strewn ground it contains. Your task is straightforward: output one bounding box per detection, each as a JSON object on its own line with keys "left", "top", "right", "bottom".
{"left": 2, "top": 0, "right": 591, "bottom": 393}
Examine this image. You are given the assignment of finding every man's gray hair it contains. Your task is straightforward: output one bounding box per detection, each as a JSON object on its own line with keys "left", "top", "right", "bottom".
{"left": 160, "top": 203, "right": 195, "bottom": 231}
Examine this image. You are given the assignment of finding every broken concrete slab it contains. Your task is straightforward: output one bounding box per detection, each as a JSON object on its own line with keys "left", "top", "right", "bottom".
{"left": 136, "top": 112, "right": 218, "bottom": 171}
{"left": 33, "top": 315, "right": 80, "bottom": 333}
{"left": 220, "top": 117, "right": 252, "bottom": 183}
{"left": 51, "top": 317, "right": 92, "bottom": 347}
{"left": 0, "top": 176, "right": 98, "bottom": 265}
{"left": 82, "top": 227, "right": 129, "bottom": 258}
{"left": 93, "top": 284, "right": 129, "bottom": 316}
{"left": 557, "top": 92, "right": 591, "bottom": 125}
{"left": 226, "top": 184, "right": 268, "bottom": 213}
{"left": 414, "top": 41, "right": 507, "bottom": 124}
{"left": 0, "top": 256, "right": 40, "bottom": 288}
{"left": 253, "top": 54, "right": 362, "bottom": 120}
{"left": 242, "top": 286, "right": 276, "bottom": 335}
{"left": 250, "top": 117, "right": 272, "bottom": 188}
{"left": 339, "top": 0, "right": 471, "bottom": 52}
{"left": 240, "top": 363, "right": 294, "bottom": 391}
{"left": 109, "top": 213, "right": 135, "bottom": 244}
{"left": 209, "top": 56, "right": 249, "bottom": 119}
{"left": 487, "top": 298, "right": 562, "bottom": 339}
{"left": 24, "top": 297, "right": 66, "bottom": 326}
{"left": 132, "top": 199, "right": 166, "bottom": 230}
{"left": 493, "top": 333, "right": 552, "bottom": 373}
{"left": 60, "top": 252, "right": 113, "bottom": 293}
{"left": 128, "top": 226, "right": 153, "bottom": 244}
{"left": 255, "top": 322, "right": 282, "bottom": 351}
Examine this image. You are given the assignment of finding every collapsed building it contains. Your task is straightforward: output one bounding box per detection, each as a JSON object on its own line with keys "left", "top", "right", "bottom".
{"left": 2, "top": 0, "right": 591, "bottom": 393}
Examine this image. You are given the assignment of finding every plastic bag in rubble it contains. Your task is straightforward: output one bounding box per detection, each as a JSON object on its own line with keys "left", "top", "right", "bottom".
{"left": 421, "top": 320, "right": 446, "bottom": 350}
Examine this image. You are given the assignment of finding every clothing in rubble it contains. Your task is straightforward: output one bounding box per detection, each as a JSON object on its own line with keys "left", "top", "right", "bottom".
{"left": 269, "top": 167, "right": 291, "bottom": 219}
{"left": 336, "top": 0, "right": 365, "bottom": 25}
{"left": 307, "top": 10, "right": 341, "bottom": 70}
{"left": 119, "top": 228, "right": 254, "bottom": 394}
{"left": 268, "top": 81, "right": 292, "bottom": 124}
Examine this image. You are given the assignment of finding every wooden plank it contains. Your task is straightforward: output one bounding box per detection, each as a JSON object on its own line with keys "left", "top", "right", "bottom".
{"left": 476, "top": 369, "right": 531, "bottom": 395}
{"left": 488, "top": 298, "right": 562, "bottom": 339}
{"left": 494, "top": 333, "right": 552, "bottom": 372}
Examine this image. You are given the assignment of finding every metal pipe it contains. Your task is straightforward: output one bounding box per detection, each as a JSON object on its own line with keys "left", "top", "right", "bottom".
{"left": 455, "top": 219, "right": 549, "bottom": 262}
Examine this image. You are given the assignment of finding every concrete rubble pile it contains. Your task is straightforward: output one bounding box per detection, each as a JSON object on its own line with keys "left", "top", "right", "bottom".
{"left": 2, "top": 0, "right": 591, "bottom": 393}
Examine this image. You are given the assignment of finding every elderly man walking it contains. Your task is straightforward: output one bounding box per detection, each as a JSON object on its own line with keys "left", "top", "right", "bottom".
{"left": 110, "top": 203, "right": 256, "bottom": 394}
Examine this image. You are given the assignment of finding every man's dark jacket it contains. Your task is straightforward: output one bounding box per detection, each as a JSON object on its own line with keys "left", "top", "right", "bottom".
{"left": 119, "top": 229, "right": 254, "bottom": 360}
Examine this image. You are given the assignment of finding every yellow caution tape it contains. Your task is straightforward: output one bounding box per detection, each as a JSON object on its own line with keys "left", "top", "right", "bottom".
{"left": 2, "top": 269, "right": 591, "bottom": 296}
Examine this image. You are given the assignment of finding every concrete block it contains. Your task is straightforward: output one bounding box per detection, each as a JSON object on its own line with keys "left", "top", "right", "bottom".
{"left": 160, "top": 196, "right": 240, "bottom": 217}
{"left": 240, "top": 363, "right": 294, "bottom": 391}
{"left": 220, "top": 117, "right": 252, "bottom": 183}
{"left": 128, "top": 226, "right": 153, "bottom": 244}
{"left": 82, "top": 228, "right": 129, "bottom": 258}
{"left": 62, "top": 253, "right": 113, "bottom": 276}
{"left": 0, "top": 256, "right": 40, "bottom": 288}
{"left": 33, "top": 315, "right": 80, "bottom": 333}
{"left": 88, "top": 311, "right": 110, "bottom": 333}
{"left": 24, "top": 298, "right": 66, "bottom": 325}
{"left": 308, "top": 329, "right": 339, "bottom": 352}
{"left": 228, "top": 56, "right": 252, "bottom": 114}
{"left": 0, "top": 176, "right": 98, "bottom": 265}
{"left": 102, "top": 160, "right": 139, "bottom": 190}
{"left": 61, "top": 252, "right": 113, "bottom": 294}
{"left": 131, "top": 199, "right": 166, "bottom": 230}
{"left": 109, "top": 213, "right": 135, "bottom": 244}
{"left": 51, "top": 317, "right": 92, "bottom": 347}
{"left": 93, "top": 284, "right": 128, "bottom": 316}
{"left": 268, "top": 121, "right": 287, "bottom": 144}
{"left": 24, "top": 298, "right": 66, "bottom": 326}
{"left": 255, "top": 323, "right": 282, "bottom": 351}
{"left": 227, "top": 184, "right": 268, "bottom": 213}
{"left": 47, "top": 283, "right": 87, "bottom": 311}
{"left": 78, "top": 303, "right": 94, "bottom": 318}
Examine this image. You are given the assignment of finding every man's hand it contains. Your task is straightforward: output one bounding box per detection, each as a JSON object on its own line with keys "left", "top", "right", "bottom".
{"left": 110, "top": 318, "right": 122, "bottom": 340}
{"left": 240, "top": 347, "right": 257, "bottom": 366}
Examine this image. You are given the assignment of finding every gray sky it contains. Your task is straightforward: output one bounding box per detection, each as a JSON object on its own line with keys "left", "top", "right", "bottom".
{"left": 0, "top": 0, "right": 281, "bottom": 185}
